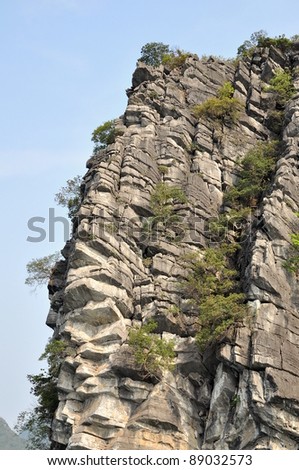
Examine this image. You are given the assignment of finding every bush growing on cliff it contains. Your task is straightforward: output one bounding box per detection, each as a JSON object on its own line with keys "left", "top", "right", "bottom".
{"left": 285, "top": 233, "right": 299, "bottom": 274}
{"left": 91, "top": 120, "right": 124, "bottom": 151}
{"left": 182, "top": 245, "right": 247, "bottom": 351}
{"left": 16, "top": 339, "right": 70, "bottom": 449}
{"left": 138, "top": 42, "right": 190, "bottom": 69}
{"left": 285, "top": 214, "right": 299, "bottom": 275}
{"left": 208, "top": 207, "right": 252, "bottom": 241}
{"left": 265, "top": 69, "right": 295, "bottom": 107}
{"left": 25, "top": 252, "right": 61, "bottom": 289}
{"left": 143, "top": 182, "right": 187, "bottom": 241}
{"left": 192, "top": 82, "right": 242, "bottom": 124}
{"left": 128, "top": 320, "right": 175, "bottom": 377}
{"left": 237, "top": 30, "right": 268, "bottom": 57}
{"left": 237, "top": 31, "right": 293, "bottom": 57}
{"left": 150, "top": 182, "right": 187, "bottom": 220}
{"left": 225, "top": 141, "right": 279, "bottom": 208}
{"left": 265, "top": 109, "right": 284, "bottom": 135}
{"left": 161, "top": 49, "right": 190, "bottom": 69}
{"left": 55, "top": 175, "right": 82, "bottom": 219}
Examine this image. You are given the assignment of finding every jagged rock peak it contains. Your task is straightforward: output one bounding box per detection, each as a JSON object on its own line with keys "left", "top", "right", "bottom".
{"left": 47, "top": 44, "right": 299, "bottom": 450}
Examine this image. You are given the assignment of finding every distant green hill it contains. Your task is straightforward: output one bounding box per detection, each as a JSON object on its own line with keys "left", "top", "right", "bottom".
{"left": 0, "top": 417, "right": 26, "bottom": 450}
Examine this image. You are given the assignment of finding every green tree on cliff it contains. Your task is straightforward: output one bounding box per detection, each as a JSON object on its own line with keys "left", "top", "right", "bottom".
{"left": 138, "top": 42, "right": 171, "bottom": 66}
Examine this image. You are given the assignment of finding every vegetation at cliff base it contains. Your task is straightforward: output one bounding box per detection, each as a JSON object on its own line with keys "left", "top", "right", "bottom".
{"left": 16, "top": 339, "right": 70, "bottom": 449}
{"left": 128, "top": 320, "right": 175, "bottom": 377}
{"left": 193, "top": 82, "right": 242, "bottom": 125}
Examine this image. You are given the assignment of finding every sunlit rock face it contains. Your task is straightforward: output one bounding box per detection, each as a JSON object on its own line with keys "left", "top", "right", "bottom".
{"left": 48, "top": 45, "right": 299, "bottom": 450}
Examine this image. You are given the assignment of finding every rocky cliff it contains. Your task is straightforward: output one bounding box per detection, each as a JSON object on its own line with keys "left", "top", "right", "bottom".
{"left": 47, "top": 43, "right": 299, "bottom": 450}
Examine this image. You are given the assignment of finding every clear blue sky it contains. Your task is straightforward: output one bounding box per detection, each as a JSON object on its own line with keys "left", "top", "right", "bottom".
{"left": 0, "top": 0, "right": 298, "bottom": 429}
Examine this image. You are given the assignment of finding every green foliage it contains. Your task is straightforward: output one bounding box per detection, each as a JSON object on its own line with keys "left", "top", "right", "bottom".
{"left": 196, "top": 293, "right": 247, "bottom": 350}
{"left": 55, "top": 175, "right": 82, "bottom": 218}
{"left": 208, "top": 208, "right": 251, "bottom": 240}
{"left": 193, "top": 82, "right": 242, "bottom": 124}
{"left": 40, "top": 339, "right": 70, "bottom": 376}
{"left": 91, "top": 120, "right": 124, "bottom": 151}
{"left": 237, "top": 31, "right": 293, "bottom": 57}
{"left": 237, "top": 30, "right": 267, "bottom": 57}
{"left": 128, "top": 320, "right": 175, "bottom": 377}
{"left": 285, "top": 215, "right": 299, "bottom": 275}
{"left": 138, "top": 43, "right": 190, "bottom": 69}
{"left": 142, "top": 257, "right": 153, "bottom": 268}
{"left": 230, "top": 394, "right": 241, "bottom": 409}
{"left": 138, "top": 42, "right": 171, "bottom": 66}
{"left": 265, "top": 69, "right": 295, "bottom": 106}
{"left": 188, "top": 142, "right": 201, "bottom": 154}
{"left": 168, "top": 305, "right": 180, "bottom": 317}
{"left": 257, "top": 34, "right": 293, "bottom": 51}
{"left": 144, "top": 182, "right": 187, "bottom": 240}
{"left": 225, "top": 141, "right": 279, "bottom": 208}
{"left": 150, "top": 182, "right": 187, "bottom": 219}
{"left": 15, "top": 410, "right": 50, "bottom": 450}
{"left": 25, "top": 252, "right": 61, "bottom": 289}
{"left": 217, "top": 81, "right": 235, "bottom": 99}
{"left": 161, "top": 49, "right": 190, "bottom": 69}
{"left": 182, "top": 245, "right": 247, "bottom": 350}
{"left": 286, "top": 233, "right": 299, "bottom": 274}
{"left": 266, "top": 109, "right": 284, "bottom": 135}
{"left": 16, "top": 339, "right": 69, "bottom": 449}
{"left": 157, "top": 165, "right": 168, "bottom": 175}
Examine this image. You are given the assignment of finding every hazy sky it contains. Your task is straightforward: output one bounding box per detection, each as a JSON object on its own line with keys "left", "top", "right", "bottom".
{"left": 0, "top": 0, "right": 298, "bottom": 428}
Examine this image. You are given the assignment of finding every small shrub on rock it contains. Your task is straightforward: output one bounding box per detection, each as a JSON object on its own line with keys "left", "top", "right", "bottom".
{"left": 193, "top": 82, "right": 242, "bottom": 125}
{"left": 225, "top": 141, "right": 279, "bottom": 208}
{"left": 182, "top": 244, "right": 247, "bottom": 351}
{"left": 91, "top": 120, "right": 124, "bottom": 151}
{"left": 128, "top": 320, "right": 175, "bottom": 377}
{"left": 265, "top": 69, "right": 295, "bottom": 107}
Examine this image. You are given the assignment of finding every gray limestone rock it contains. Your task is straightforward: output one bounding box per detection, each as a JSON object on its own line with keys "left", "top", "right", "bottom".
{"left": 47, "top": 47, "right": 299, "bottom": 450}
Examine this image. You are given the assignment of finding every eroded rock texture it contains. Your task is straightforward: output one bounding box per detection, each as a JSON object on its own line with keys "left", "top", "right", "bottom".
{"left": 47, "top": 45, "right": 299, "bottom": 450}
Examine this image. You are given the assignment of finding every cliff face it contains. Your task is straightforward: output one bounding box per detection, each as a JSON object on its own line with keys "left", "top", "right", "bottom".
{"left": 47, "top": 44, "right": 299, "bottom": 450}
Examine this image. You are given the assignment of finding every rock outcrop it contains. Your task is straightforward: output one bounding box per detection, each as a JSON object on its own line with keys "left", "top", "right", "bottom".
{"left": 47, "top": 45, "right": 299, "bottom": 450}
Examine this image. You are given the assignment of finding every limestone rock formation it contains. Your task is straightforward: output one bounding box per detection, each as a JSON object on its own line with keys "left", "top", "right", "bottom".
{"left": 47, "top": 44, "right": 299, "bottom": 450}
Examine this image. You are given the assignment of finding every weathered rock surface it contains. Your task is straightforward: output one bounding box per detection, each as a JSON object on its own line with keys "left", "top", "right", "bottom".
{"left": 48, "top": 46, "right": 299, "bottom": 450}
